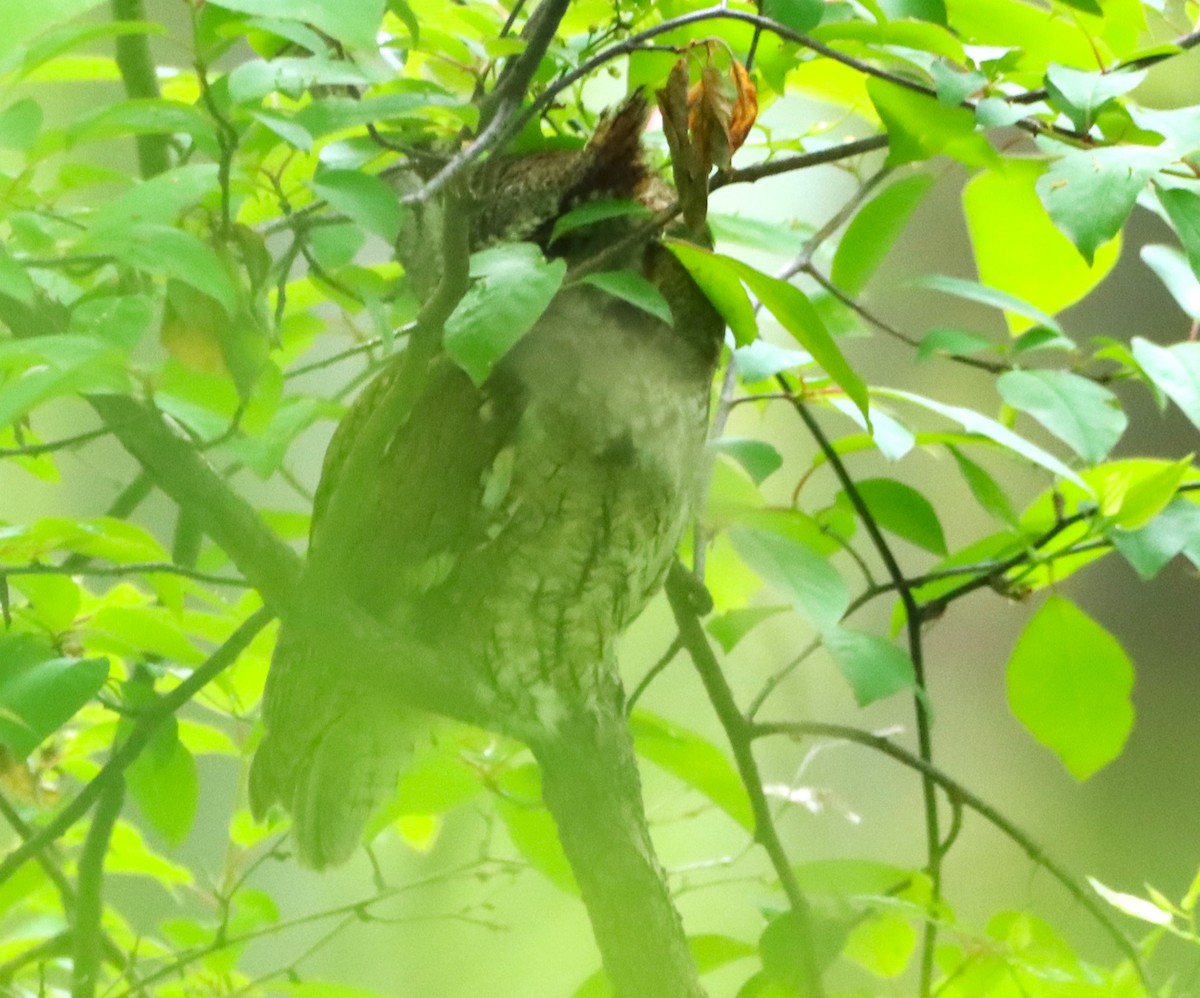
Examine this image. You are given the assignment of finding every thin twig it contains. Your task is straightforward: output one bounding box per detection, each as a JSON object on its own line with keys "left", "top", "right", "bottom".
{"left": 752, "top": 720, "right": 1151, "bottom": 990}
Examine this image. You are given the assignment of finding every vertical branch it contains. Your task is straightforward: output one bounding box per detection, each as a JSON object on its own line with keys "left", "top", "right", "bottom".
{"left": 666, "top": 564, "right": 827, "bottom": 998}
{"left": 70, "top": 778, "right": 124, "bottom": 998}
{"left": 785, "top": 394, "right": 942, "bottom": 994}
{"left": 110, "top": 0, "right": 169, "bottom": 177}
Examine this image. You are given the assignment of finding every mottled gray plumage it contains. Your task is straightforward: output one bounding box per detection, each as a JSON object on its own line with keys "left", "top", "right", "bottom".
{"left": 249, "top": 93, "right": 723, "bottom": 868}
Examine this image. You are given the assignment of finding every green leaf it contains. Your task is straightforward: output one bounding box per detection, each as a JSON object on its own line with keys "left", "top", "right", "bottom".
{"left": 1140, "top": 244, "right": 1200, "bottom": 319}
{"left": 1109, "top": 499, "right": 1200, "bottom": 580}
{"left": 0, "top": 635, "right": 109, "bottom": 756}
{"left": 762, "top": 0, "right": 823, "bottom": 32}
{"left": 0, "top": 0, "right": 107, "bottom": 64}
{"left": 1035, "top": 146, "right": 1165, "bottom": 265}
{"left": 1089, "top": 877, "right": 1175, "bottom": 927}
{"left": 495, "top": 764, "right": 576, "bottom": 894}
{"left": 311, "top": 170, "right": 404, "bottom": 243}
{"left": 730, "top": 527, "right": 848, "bottom": 633}
{"left": 844, "top": 477, "right": 947, "bottom": 555}
{"left": 997, "top": 369, "right": 1126, "bottom": 463}
{"left": 68, "top": 294, "right": 155, "bottom": 351}
{"left": 550, "top": 199, "right": 651, "bottom": 243}
{"left": 444, "top": 243, "right": 566, "bottom": 384}
{"left": 882, "top": 389, "right": 1087, "bottom": 488}
{"left": 916, "top": 327, "right": 994, "bottom": 360}
{"left": 87, "top": 164, "right": 219, "bottom": 231}
{"left": 1158, "top": 187, "right": 1200, "bottom": 280}
{"left": 1044, "top": 64, "right": 1146, "bottom": 132}
{"left": 0, "top": 98, "right": 42, "bottom": 151}
{"left": 205, "top": 0, "right": 386, "bottom": 49}
{"left": 867, "top": 77, "right": 996, "bottom": 168}
{"left": 823, "top": 627, "right": 916, "bottom": 705}
{"left": 0, "top": 251, "right": 36, "bottom": 305}
{"left": 949, "top": 445, "right": 1018, "bottom": 528}
{"left": 1131, "top": 337, "right": 1200, "bottom": 431}
{"left": 83, "top": 224, "right": 238, "bottom": 315}
{"left": 630, "top": 711, "right": 753, "bottom": 829}
{"left": 707, "top": 606, "right": 788, "bottom": 652}
{"left": 1007, "top": 595, "right": 1134, "bottom": 780}
{"left": 845, "top": 911, "right": 918, "bottom": 978}
{"left": 963, "top": 160, "right": 1120, "bottom": 333}
{"left": 731, "top": 261, "right": 869, "bottom": 420}
{"left": 126, "top": 718, "right": 199, "bottom": 845}
{"left": 581, "top": 270, "right": 673, "bottom": 325}
{"left": 733, "top": 339, "right": 811, "bottom": 383}
{"left": 226, "top": 56, "right": 372, "bottom": 104}
{"left": 665, "top": 240, "right": 757, "bottom": 345}
{"left": 760, "top": 910, "right": 846, "bottom": 989}
{"left": 913, "top": 274, "right": 1063, "bottom": 334}
{"left": 711, "top": 438, "right": 783, "bottom": 485}
{"left": 832, "top": 174, "right": 934, "bottom": 295}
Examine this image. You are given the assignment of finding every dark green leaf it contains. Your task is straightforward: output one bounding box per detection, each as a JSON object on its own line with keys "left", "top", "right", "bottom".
{"left": 581, "top": 270, "right": 673, "bottom": 325}
{"left": 1007, "top": 595, "right": 1134, "bottom": 780}
{"left": 311, "top": 170, "right": 404, "bottom": 243}
{"left": 997, "top": 369, "right": 1126, "bottom": 463}
{"left": 550, "top": 199, "right": 651, "bottom": 243}
{"left": 444, "top": 243, "right": 566, "bottom": 384}
{"left": 845, "top": 477, "right": 947, "bottom": 554}
{"left": 832, "top": 174, "right": 933, "bottom": 295}
{"left": 823, "top": 627, "right": 916, "bottom": 705}
{"left": 665, "top": 241, "right": 758, "bottom": 345}
{"left": 0, "top": 635, "right": 108, "bottom": 756}
{"left": 949, "top": 445, "right": 1018, "bottom": 527}
{"left": 762, "top": 0, "right": 823, "bottom": 33}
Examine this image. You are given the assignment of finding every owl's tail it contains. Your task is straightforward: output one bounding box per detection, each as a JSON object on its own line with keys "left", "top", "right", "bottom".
{"left": 249, "top": 627, "right": 406, "bottom": 869}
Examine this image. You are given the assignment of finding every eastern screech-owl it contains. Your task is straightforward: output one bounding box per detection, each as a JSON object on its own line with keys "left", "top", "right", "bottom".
{"left": 249, "top": 93, "right": 724, "bottom": 868}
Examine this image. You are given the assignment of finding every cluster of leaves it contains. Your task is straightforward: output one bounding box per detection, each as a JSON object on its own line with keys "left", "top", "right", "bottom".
{"left": 0, "top": 0, "right": 1199, "bottom": 996}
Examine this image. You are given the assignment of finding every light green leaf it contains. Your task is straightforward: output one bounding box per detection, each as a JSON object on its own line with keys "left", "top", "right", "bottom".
{"left": 206, "top": 0, "right": 386, "bottom": 48}
{"left": 1044, "top": 64, "right": 1146, "bottom": 132}
{"left": 845, "top": 912, "right": 918, "bottom": 978}
{"left": 707, "top": 606, "right": 788, "bottom": 652}
{"left": 844, "top": 477, "right": 947, "bottom": 555}
{"left": 883, "top": 389, "right": 1087, "bottom": 488}
{"left": 711, "top": 438, "right": 783, "bottom": 485}
{"left": 581, "top": 270, "right": 673, "bottom": 325}
{"left": 1036, "top": 146, "right": 1165, "bottom": 264}
{"left": 126, "top": 719, "right": 199, "bottom": 845}
{"left": 68, "top": 295, "right": 155, "bottom": 351}
{"left": 444, "top": 243, "right": 566, "bottom": 384}
{"left": 963, "top": 160, "right": 1120, "bottom": 333}
{"left": 495, "top": 764, "right": 576, "bottom": 894}
{"left": 913, "top": 275, "right": 1063, "bottom": 334}
{"left": 83, "top": 224, "right": 238, "bottom": 314}
{"left": 731, "top": 527, "right": 848, "bottom": 633}
{"left": 1158, "top": 187, "right": 1200, "bottom": 280}
{"left": 1007, "top": 595, "right": 1134, "bottom": 780}
{"left": 1140, "top": 244, "right": 1200, "bottom": 319}
{"left": 916, "top": 328, "right": 994, "bottom": 360}
{"left": 1109, "top": 499, "right": 1200, "bottom": 580}
{"left": 1131, "top": 337, "right": 1200, "bottom": 431}
{"left": 311, "top": 170, "right": 404, "bottom": 243}
{"left": 1089, "top": 878, "right": 1174, "bottom": 927}
{"left": 997, "top": 369, "right": 1126, "bottom": 463}
{"left": 227, "top": 56, "right": 372, "bottom": 104}
{"left": 87, "top": 164, "right": 219, "bottom": 232}
{"left": 0, "top": 98, "right": 42, "bottom": 151}
{"left": 0, "top": 0, "right": 107, "bottom": 64}
{"left": 0, "top": 636, "right": 109, "bottom": 756}
{"left": 832, "top": 174, "right": 934, "bottom": 295}
{"left": 733, "top": 339, "right": 811, "bottom": 383}
{"left": 867, "top": 77, "right": 996, "bottom": 168}
{"left": 823, "top": 627, "right": 915, "bottom": 705}
{"left": 631, "top": 711, "right": 753, "bottom": 829}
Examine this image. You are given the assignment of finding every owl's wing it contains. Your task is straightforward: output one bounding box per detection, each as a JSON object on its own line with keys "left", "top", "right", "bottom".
{"left": 249, "top": 356, "right": 518, "bottom": 867}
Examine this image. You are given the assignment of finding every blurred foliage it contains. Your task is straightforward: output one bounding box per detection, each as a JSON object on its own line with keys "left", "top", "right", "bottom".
{"left": 0, "top": 0, "right": 1198, "bottom": 995}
